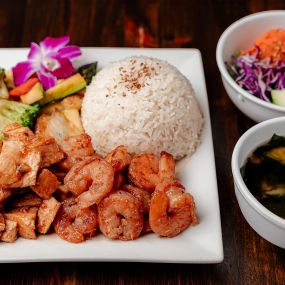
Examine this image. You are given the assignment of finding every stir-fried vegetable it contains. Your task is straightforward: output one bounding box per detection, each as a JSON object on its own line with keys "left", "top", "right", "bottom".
{"left": 78, "top": 62, "right": 97, "bottom": 85}
{"left": 9, "top": 78, "right": 39, "bottom": 97}
{"left": 0, "top": 69, "right": 9, "bottom": 99}
{"left": 36, "top": 110, "right": 83, "bottom": 144}
{"left": 242, "top": 134, "right": 285, "bottom": 218}
{"left": 39, "top": 73, "right": 86, "bottom": 106}
{"left": 0, "top": 99, "right": 40, "bottom": 132}
{"left": 0, "top": 36, "right": 95, "bottom": 137}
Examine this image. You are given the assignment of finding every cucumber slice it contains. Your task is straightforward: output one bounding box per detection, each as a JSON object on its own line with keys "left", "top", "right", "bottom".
{"left": 39, "top": 73, "right": 86, "bottom": 106}
{"left": 20, "top": 82, "right": 44, "bottom": 105}
{"left": 271, "top": 89, "right": 285, "bottom": 107}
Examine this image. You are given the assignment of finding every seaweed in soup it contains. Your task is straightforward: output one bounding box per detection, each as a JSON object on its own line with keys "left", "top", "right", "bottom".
{"left": 242, "top": 134, "right": 285, "bottom": 219}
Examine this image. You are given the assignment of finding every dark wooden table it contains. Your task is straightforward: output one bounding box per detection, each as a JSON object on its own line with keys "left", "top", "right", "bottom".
{"left": 0, "top": 0, "right": 284, "bottom": 284}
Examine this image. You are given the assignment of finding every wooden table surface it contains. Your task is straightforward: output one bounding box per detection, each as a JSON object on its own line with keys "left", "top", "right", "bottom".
{"left": 0, "top": 0, "right": 284, "bottom": 284}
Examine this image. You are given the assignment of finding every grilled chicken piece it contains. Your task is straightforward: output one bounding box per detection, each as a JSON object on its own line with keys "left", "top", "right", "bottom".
{"left": 0, "top": 213, "right": 5, "bottom": 232}
{"left": 34, "top": 114, "right": 49, "bottom": 137}
{"left": 37, "top": 197, "right": 61, "bottom": 234}
{"left": 30, "top": 137, "right": 65, "bottom": 168}
{"left": 0, "top": 220, "right": 18, "bottom": 242}
{"left": 2, "top": 123, "right": 34, "bottom": 142}
{"left": 0, "top": 188, "right": 12, "bottom": 210}
{"left": 0, "top": 140, "right": 41, "bottom": 188}
{"left": 58, "top": 134, "right": 95, "bottom": 171}
{"left": 31, "top": 169, "right": 60, "bottom": 199}
{"left": 0, "top": 123, "right": 65, "bottom": 189}
{"left": 0, "top": 123, "right": 42, "bottom": 188}
{"left": 4, "top": 207, "right": 38, "bottom": 239}
{"left": 10, "top": 149, "right": 41, "bottom": 188}
{"left": 0, "top": 140, "right": 25, "bottom": 186}
{"left": 10, "top": 192, "right": 42, "bottom": 208}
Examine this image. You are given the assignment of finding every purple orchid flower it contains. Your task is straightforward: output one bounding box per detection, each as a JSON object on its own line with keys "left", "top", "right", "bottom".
{"left": 12, "top": 36, "right": 81, "bottom": 89}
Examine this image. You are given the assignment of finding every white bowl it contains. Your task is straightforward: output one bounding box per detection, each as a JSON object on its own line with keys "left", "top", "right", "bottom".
{"left": 216, "top": 10, "right": 285, "bottom": 122}
{"left": 232, "top": 117, "right": 285, "bottom": 248}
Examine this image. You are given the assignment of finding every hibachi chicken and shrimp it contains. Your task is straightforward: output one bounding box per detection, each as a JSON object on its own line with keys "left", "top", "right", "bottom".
{"left": 0, "top": 36, "right": 198, "bottom": 243}
{"left": 0, "top": 122, "right": 197, "bottom": 243}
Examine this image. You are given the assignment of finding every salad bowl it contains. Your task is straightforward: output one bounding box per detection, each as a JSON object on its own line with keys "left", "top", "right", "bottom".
{"left": 216, "top": 10, "right": 285, "bottom": 122}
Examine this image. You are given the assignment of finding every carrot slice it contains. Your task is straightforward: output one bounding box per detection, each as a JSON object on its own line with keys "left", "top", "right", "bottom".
{"left": 9, "top": 78, "right": 39, "bottom": 96}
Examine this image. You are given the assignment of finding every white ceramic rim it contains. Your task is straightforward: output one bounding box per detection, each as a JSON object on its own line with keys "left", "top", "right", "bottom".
{"left": 231, "top": 116, "right": 285, "bottom": 229}
{"left": 216, "top": 10, "right": 285, "bottom": 112}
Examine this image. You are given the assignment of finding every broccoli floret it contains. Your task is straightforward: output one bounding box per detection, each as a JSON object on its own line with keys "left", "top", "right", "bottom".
{"left": 0, "top": 99, "right": 40, "bottom": 132}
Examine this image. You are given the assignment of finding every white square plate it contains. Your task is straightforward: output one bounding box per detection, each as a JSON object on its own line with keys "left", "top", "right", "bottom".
{"left": 0, "top": 48, "right": 223, "bottom": 263}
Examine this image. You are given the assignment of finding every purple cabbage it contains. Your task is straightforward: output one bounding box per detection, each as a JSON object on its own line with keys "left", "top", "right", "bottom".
{"left": 226, "top": 48, "right": 285, "bottom": 102}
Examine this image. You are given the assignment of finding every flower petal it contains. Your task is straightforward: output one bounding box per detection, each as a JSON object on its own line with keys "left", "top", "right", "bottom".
{"left": 28, "top": 42, "right": 41, "bottom": 60}
{"left": 58, "top": 45, "right": 81, "bottom": 60}
{"left": 12, "top": 61, "right": 37, "bottom": 85}
{"left": 50, "top": 57, "right": 75, "bottom": 78}
{"left": 41, "top": 57, "right": 60, "bottom": 72}
{"left": 40, "top": 36, "right": 70, "bottom": 52}
{"left": 37, "top": 71, "right": 57, "bottom": 89}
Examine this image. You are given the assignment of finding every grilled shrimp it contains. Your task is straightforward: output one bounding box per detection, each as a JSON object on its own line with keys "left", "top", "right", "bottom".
{"left": 53, "top": 197, "right": 98, "bottom": 243}
{"left": 123, "top": 185, "right": 151, "bottom": 213}
{"left": 159, "top": 151, "right": 175, "bottom": 181}
{"left": 113, "top": 171, "right": 126, "bottom": 191}
{"left": 61, "top": 156, "right": 114, "bottom": 208}
{"left": 98, "top": 191, "right": 143, "bottom": 240}
{"left": 128, "top": 151, "right": 175, "bottom": 192}
{"left": 105, "top": 145, "right": 132, "bottom": 172}
{"left": 149, "top": 179, "right": 197, "bottom": 237}
{"left": 128, "top": 153, "right": 159, "bottom": 191}
{"left": 123, "top": 184, "right": 152, "bottom": 234}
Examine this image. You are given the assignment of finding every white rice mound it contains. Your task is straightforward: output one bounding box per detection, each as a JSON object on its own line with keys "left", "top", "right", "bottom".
{"left": 81, "top": 56, "right": 204, "bottom": 159}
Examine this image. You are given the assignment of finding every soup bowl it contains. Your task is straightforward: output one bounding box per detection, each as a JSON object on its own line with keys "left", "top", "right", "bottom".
{"left": 232, "top": 116, "right": 285, "bottom": 248}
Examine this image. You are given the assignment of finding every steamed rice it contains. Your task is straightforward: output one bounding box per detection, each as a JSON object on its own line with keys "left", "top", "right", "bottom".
{"left": 81, "top": 56, "right": 203, "bottom": 159}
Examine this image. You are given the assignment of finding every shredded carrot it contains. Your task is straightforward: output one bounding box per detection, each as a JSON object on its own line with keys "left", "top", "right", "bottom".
{"left": 9, "top": 78, "right": 39, "bottom": 96}
{"left": 241, "top": 29, "right": 285, "bottom": 62}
